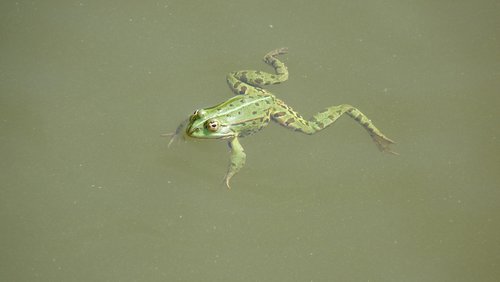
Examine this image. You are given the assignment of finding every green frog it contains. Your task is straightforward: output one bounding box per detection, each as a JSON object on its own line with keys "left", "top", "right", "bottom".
{"left": 167, "top": 48, "right": 396, "bottom": 189}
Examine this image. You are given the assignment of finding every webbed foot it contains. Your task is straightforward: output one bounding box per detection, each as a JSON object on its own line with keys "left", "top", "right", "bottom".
{"left": 370, "top": 134, "right": 398, "bottom": 155}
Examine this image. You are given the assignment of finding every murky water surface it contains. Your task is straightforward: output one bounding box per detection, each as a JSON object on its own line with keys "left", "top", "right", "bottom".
{"left": 1, "top": 1, "right": 499, "bottom": 281}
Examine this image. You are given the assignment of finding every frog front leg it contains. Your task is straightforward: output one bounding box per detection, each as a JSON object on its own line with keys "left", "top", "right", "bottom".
{"left": 162, "top": 118, "right": 189, "bottom": 147}
{"left": 226, "top": 47, "right": 289, "bottom": 96}
{"left": 223, "top": 137, "right": 246, "bottom": 189}
{"left": 272, "top": 101, "right": 397, "bottom": 154}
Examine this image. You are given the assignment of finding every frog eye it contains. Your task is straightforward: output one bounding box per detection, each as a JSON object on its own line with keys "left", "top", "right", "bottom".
{"left": 205, "top": 119, "right": 220, "bottom": 132}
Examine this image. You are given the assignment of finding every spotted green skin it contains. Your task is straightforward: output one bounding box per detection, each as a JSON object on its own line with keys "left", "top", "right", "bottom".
{"left": 170, "top": 48, "right": 396, "bottom": 189}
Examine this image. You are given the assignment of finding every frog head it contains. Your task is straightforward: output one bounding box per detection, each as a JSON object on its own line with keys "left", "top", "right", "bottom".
{"left": 186, "top": 109, "right": 234, "bottom": 139}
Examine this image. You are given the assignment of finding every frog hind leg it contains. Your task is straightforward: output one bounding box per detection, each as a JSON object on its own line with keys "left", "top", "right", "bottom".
{"left": 226, "top": 48, "right": 289, "bottom": 96}
{"left": 271, "top": 102, "right": 398, "bottom": 154}
{"left": 223, "top": 137, "right": 247, "bottom": 189}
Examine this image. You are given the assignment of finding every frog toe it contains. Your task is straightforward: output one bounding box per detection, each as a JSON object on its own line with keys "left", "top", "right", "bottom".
{"left": 223, "top": 175, "right": 232, "bottom": 190}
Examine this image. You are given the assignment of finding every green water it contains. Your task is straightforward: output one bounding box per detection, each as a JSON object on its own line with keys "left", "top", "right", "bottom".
{"left": 1, "top": 1, "right": 499, "bottom": 281}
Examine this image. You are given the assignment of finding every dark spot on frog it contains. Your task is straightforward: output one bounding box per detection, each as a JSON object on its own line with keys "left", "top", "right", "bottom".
{"left": 255, "top": 102, "right": 260, "bottom": 106}
{"left": 240, "top": 72, "right": 248, "bottom": 82}
{"left": 239, "top": 86, "right": 247, "bottom": 94}
{"left": 252, "top": 111, "right": 257, "bottom": 115}
{"left": 273, "top": 112, "right": 286, "bottom": 118}
{"left": 285, "top": 118, "right": 295, "bottom": 125}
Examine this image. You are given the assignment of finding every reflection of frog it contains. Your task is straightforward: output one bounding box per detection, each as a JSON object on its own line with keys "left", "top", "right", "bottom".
{"left": 168, "top": 48, "right": 396, "bottom": 188}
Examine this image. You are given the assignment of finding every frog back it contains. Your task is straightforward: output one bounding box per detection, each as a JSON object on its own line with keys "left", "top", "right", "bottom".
{"left": 217, "top": 94, "right": 274, "bottom": 137}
